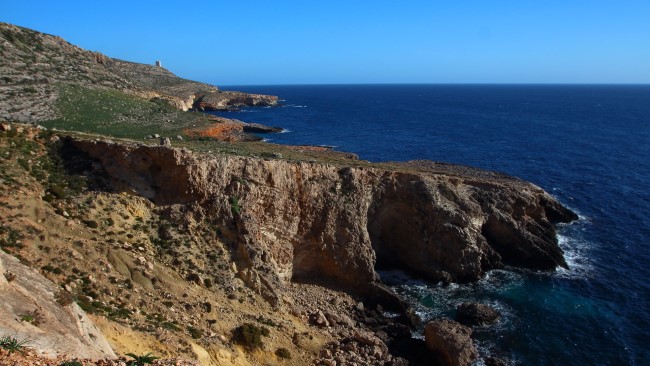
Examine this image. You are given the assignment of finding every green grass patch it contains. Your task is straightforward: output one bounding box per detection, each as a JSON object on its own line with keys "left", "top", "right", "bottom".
{"left": 43, "top": 85, "right": 214, "bottom": 139}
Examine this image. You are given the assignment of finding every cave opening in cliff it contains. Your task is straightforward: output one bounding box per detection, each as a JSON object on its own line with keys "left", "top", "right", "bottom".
{"left": 367, "top": 202, "right": 423, "bottom": 273}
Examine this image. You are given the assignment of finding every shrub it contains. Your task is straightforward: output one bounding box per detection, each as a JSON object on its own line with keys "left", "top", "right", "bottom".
{"left": 55, "top": 290, "right": 74, "bottom": 306}
{"left": 232, "top": 323, "right": 270, "bottom": 350}
{"left": 275, "top": 347, "right": 292, "bottom": 359}
{"left": 60, "top": 361, "right": 83, "bottom": 366}
{"left": 125, "top": 352, "right": 159, "bottom": 366}
{"left": 83, "top": 220, "right": 99, "bottom": 229}
{"left": 187, "top": 326, "right": 203, "bottom": 339}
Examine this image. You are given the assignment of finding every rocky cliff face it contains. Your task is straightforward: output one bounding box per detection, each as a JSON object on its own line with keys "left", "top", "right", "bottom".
{"left": 68, "top": 137, "right": 576, "bottom": 308}
{"left": 194, "top": 91, "right": 279, "bottom": 111}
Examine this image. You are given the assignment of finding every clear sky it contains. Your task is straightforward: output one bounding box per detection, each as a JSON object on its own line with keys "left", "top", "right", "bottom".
{"left": 2, "top": 0, "right": 649, "bottom": 85}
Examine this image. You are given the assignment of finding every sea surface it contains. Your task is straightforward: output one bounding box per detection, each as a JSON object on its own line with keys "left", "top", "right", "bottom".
{"left": 212, "top": 85, "right": 650, "bottom": 365}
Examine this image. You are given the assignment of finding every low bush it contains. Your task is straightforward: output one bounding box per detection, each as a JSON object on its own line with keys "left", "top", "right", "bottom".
{"left": 275, "top": 347, "right": 292, "bottom": 359}
{"left": 232, "top": 323, "right": 270, "bottom": 350}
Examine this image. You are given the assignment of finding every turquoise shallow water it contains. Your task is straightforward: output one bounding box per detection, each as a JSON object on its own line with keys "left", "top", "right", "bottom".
{"left": 213, "top": 85, "right": 650, "bottom": 365}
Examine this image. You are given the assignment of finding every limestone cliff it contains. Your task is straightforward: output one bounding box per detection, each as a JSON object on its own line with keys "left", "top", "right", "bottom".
{"left": 67, "top": 137, "right": 576, "bottom": 308}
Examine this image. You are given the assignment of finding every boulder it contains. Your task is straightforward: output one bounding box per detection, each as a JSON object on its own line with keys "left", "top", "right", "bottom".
{"left": 424, "top": 318, "right": 478, "bottom": 366}
{"left": 455, "top": 302, "right": 501, "bottom": 326}
{"left": 0, "top": 250, "right": 116, "bottom": 359}
{"left": 310, "top": 310, "right": 330, "bottom": 327}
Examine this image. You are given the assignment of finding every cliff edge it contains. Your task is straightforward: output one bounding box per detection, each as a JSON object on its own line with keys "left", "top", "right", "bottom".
{"left": 68, "top": 137, "right": 577, "bottom": 307}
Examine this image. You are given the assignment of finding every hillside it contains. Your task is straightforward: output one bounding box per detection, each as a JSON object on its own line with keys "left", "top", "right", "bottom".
{"left": 0, "top": 22, "right": 278, "bottom": 141}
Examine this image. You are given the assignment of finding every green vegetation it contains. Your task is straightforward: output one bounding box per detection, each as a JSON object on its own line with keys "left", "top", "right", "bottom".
{"left": 19, "top": 310, "right": 43, "bottom": 326}
{"left": 60, "top": 361, "right": 83, "bottom": 366}
{"left": 275, "top": 347, "right": 292, "bottom": 359}
{"left": 0, "top": 225, "right": 24, "bottom": 252}
{"left": 44, "top": 85, "right": 214, "bottom": 139}
{"left": 187, "top": 326, "right": 203, "bottom": 339}
{"left": 230, "top": 195, "right": 241, "bottom": 215}
{"left": 0, "top": 335, "right": 30, "bottom": 354}
{"left": 232, "top": 323, "right": 270, "bottom": 350}
{"left": 125, "top": 352, "right": 159, "bottom": 366}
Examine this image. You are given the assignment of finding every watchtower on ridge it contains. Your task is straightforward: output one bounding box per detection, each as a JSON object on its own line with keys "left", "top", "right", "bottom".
{"left": 155, "top": 60, "right": 162, "bottom": 68}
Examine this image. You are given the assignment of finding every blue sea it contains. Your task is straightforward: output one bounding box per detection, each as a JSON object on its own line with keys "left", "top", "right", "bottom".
{"left": 212, "top": 85, "right": 650, "bottom": 365}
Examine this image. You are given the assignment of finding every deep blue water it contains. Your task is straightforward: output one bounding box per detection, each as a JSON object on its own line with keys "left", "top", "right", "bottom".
{"left": 213, "top": 85, "right": 650, "bottom": 365}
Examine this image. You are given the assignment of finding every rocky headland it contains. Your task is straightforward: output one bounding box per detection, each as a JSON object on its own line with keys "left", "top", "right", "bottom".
{"left": 0, "top": 22, "right": 577, "bottom": 366}
{"left": 0, "top": 22, "right": 278, "bottom": 141}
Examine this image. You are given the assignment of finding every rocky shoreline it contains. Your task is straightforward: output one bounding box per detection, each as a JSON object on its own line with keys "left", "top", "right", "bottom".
{"left": 0, "top": 22, "right": 579, "bottom": 366}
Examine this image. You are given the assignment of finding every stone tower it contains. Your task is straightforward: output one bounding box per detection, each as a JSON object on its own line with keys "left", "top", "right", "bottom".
{"left": 155, "top": 60, "right": 162, "bottom": 68}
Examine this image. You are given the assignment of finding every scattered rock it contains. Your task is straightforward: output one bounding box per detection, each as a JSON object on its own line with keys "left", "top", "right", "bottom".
{"left": 176, "top": 135, "right": 183, "bottom": 140}
{"left": 424, "top": 318, "right": 478, "bottom": 366}
{"left": 160, "top": 137, "right": 171, "bottom": 146}
{"left": 310, "top": 310, "right": 330, "bottom": 328}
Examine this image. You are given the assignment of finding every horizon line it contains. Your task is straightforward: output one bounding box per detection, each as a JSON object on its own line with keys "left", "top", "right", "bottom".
{"left": 217, "top": 82, "right": 650, "bottom": 88}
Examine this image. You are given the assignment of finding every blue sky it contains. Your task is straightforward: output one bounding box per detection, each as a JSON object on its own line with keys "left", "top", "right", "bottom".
{"left": 2, "top": 1, "right": 649, "bottom": 85}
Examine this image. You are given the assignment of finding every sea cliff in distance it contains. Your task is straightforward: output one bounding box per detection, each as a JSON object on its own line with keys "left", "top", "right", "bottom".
{"left": 0, "top": 22, "right": 576, "bottom": 366}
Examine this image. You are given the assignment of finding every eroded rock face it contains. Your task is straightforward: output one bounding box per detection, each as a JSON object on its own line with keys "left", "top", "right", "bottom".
{"left": 424, "top": 319, "right": 478, "bottom": 366}
{"left": 67, "top": 137, "right": 577, "bottom": 307}
{"left": 194, "top": 91, "right": 279, "bottom": 111}
{"left": 0, "top": 250, "right": 116, "bottom": 359}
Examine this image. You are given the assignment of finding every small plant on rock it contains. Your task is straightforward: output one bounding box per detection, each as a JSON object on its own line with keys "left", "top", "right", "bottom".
{"left": 19, "top": 309, "right": 43, "bottom": 326}
{"left": 230, "top": 195, "right": 241, "bottom": 215}
{"left": 0, "top": 335, "right": 31, "bottom": 354}
{"left": 60, "top": 360, "right": 83, "bottom": 366}
{"left": 125, "top": 352, "right": 159, "bottom": 366}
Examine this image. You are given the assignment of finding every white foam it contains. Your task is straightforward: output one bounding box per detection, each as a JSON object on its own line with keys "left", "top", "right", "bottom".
{"left": 555, "top": 230, "right": 594, "bottom": 279}
{"left": 280, "top": 129, "right": 291, "bottom": 134}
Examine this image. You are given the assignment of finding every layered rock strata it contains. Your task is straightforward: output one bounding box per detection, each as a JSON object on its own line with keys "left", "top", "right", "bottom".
{"left": 67, "top": 137, "right": 577, "bottom": 309}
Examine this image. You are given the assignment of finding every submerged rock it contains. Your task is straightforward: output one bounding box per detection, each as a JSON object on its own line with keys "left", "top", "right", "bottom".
{"left": 455, "top": 302, "right": 501, "bottom": 326}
